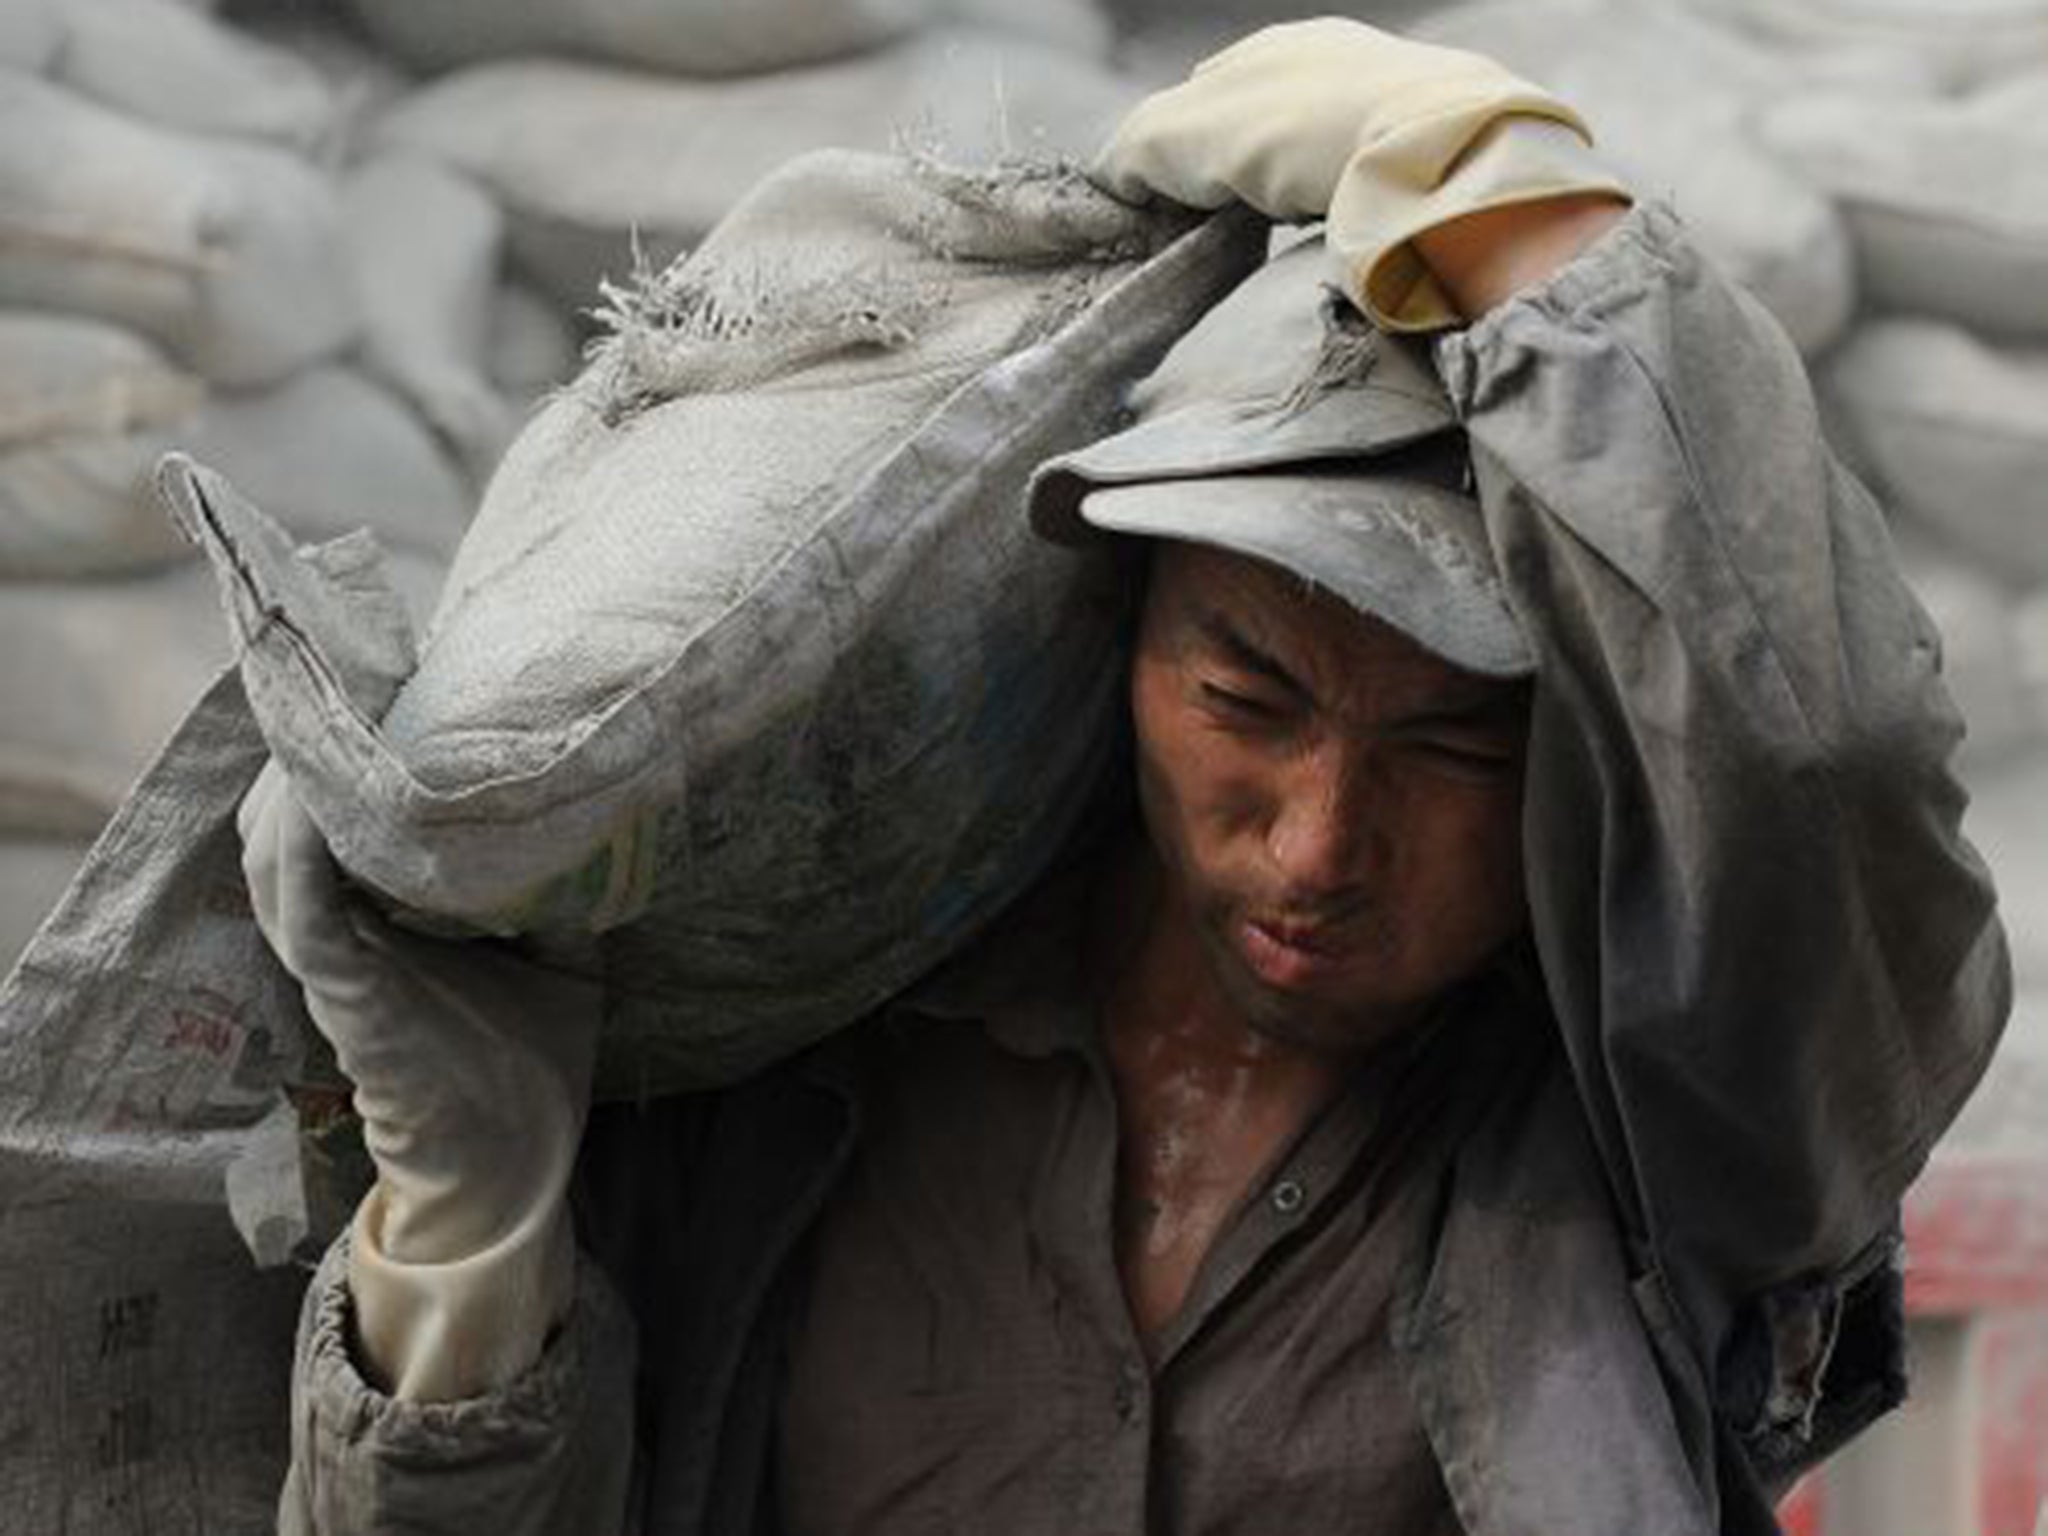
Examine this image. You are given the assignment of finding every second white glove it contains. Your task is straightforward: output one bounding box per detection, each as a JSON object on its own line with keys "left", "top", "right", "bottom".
{"left": 239, "top": 761, "right": 603, "bottom": 1401}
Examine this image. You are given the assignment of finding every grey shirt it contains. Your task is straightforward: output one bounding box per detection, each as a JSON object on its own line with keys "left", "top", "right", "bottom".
{"left": 776, "top": 866, "right": 1472, "bottom": 1536}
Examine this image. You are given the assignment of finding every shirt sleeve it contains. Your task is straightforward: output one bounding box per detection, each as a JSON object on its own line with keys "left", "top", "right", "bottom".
{"left": 1432, "top": 202, "right": 2011, "bottom": 1359}
{"left": 276, "top": 1232, "right": 640, "bottom": 1536}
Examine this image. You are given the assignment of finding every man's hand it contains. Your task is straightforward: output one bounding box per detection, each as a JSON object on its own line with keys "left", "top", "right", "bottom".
{"left": 239, "top": 761, "right": 603, "bottom": 1401}
{"left": 1093, "top": 19, "right": 1630, "bottom": 329}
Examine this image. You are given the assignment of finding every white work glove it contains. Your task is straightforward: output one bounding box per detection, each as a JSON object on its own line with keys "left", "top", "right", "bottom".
{"left": 1094, "top": 19, "right": 1631, "bottom": 331}
{"left": 238, "top": 760, "right": 602, "bottom": 1402}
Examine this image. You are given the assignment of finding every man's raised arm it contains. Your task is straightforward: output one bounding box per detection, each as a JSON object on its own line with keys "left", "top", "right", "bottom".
{"left": 1097, "top": 13, "right": 2011, "bottom": 1438}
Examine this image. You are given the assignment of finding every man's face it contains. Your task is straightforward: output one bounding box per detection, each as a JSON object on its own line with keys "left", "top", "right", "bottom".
{"left": 1129, "top": 541, "right": 1530, "bottom": 1054}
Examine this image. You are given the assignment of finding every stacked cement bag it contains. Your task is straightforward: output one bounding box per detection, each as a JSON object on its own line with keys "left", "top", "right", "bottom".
{"left": 1684, "top": 0, "right": 2048, "bottom": 90}
{"left": 47, "top": 0, "right": 338, "bottom": 150}
{"left": 0, "top": 72, "right": 354, "bottom": 384}
{"left": 0, "top": 314, "right": 203, "bottom": 577}
{"left": 1823, "top": 323, "right": 2048, "bottom": 587}
{"left": 0, "top": 0, "right": 499, "bottom": 983}
{"left": 371, "top": 26, "right": 1148, "bottom": 306}
{"left": 1415, "top": 0, "right": 1886, "bottom": 356}
{"left": 1747, "top": 64, "right": 2048, "bottom": 772}
{"left": 1762, "top": 74, "right": 2048, "bottom": 340}
{"left": 342, "top": 0, "right": 1109, "bottom": 74}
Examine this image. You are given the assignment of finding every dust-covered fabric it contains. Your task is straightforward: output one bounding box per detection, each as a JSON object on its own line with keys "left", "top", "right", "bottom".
{"left": 159, "top": 151, "right": 1264, "bottom": 1100}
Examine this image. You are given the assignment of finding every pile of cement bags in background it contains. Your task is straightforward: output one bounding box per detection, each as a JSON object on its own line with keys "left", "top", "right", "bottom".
{"left": 4, "top": 0, "right": 2045, "bottom": 971}
{"left": 0, "top": 0, "right": 1145, "bottom": 979}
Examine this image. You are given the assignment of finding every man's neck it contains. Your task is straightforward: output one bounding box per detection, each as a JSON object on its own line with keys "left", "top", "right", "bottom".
{"left": 1089, "top": 837, "right": 1359, "bottom": 1350}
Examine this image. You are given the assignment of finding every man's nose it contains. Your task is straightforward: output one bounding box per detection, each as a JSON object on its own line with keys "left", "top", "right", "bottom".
{"left": 1264, "top": 746, "right": 1374, "bottom": 902}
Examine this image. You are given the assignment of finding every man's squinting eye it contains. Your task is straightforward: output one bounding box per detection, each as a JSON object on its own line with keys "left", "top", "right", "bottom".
{"left": 1408, "top": 731, "right": 1520, "bottom": 773}
{"left": 1198, "top": 679, "right": 1292, "bottom": 722}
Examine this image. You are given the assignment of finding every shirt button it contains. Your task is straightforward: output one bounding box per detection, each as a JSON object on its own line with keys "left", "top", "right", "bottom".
{"left": 1113, "top": 1360, "right": 1145, "bottom": 1423}
{"left": 1271, "top": 1178, "right": 1307, "bottom": 1214}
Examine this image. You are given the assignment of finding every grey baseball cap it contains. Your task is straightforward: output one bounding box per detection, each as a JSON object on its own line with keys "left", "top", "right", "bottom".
{"left": 1027, "top": 235, "right": 1532, "bottom": 679}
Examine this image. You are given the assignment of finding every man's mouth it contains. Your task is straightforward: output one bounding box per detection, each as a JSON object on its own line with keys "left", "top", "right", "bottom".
{"left": 1237, "top": 916, "right": 1350, "bottom": 989}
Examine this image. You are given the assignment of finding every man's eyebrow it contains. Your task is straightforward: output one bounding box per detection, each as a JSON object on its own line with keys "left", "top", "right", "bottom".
{"left": 1193, "top": 611, "right": 1309, "bottom": 698}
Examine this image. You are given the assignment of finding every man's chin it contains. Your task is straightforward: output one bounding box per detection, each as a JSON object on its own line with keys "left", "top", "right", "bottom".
{"left": 1206, "top": 933, "right": 1422, "bottom": 1055}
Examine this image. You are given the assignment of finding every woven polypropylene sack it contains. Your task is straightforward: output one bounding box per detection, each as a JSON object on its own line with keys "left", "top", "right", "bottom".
{"left": 344, "top": 0, "right": 1107, "bottom": 76}
{"left": 1762, "top": 75, "right": 2048, "bottom": 342}
{"left": 370, "top": 27, "right": 1146, "bottom": 307}
{"left": 1, "top": 344, "right": 463, "bottom": 579}
{"left": 164, "top": 150, "right": 1264, "bottom": 1094}
{"left": 0, "top": 73, "right": 358, "bottom": 387}
{"left": 1823, "top": 319, "right": 2048, "bottom": 586}
{"left": 0, "top": 667, "right": 316, "bottom": 1526}
{"left": 0, "top": 564, "right": 228, "bottom": 837}
{"left": 52, "top": 0, "right": 336, "bottom": 150}
{"left": 0, "top": 312, "right": 206, "bottom": 577}
{"left": 184, "top": 367, "right": 474, "bottom": 563}
{"left": 341, "top": 155, "right": 517, "bottom": 480}
{"left": 1681, "top": 0, "right": 2048, "bottom": 90}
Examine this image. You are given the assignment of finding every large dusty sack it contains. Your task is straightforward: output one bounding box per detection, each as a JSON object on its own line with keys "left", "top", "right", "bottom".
{"left": 185, "top": 367, "right": 473, "bottom": 560}
{"left": 0, "top": 73, "right": 359, "bottom": 387}
{"left": 341, "top": 156, "right": 517, "bottom": 479}
{"left": 156, "top": 151, "right": 1261, "bottom": 1092}
{"left": 1418, "top": 0, "right": 1858, "bottom": 355}
{"left": 372, "top": 28, "right": 1147, "bottom": 306}
{"left": 51, "top": 0, "right": 337, "bottom": 150}
{"left": 344, "top": 0, "right": 1108, "bottom": 76}
{"left": 0, "top": 312, "right": 205, "bottom": 577}
{"left": 1683, "top": 0, "right": 2048, "bottom": 90}
{"left": 1823, "top": 319, "right": 2048, "bottom": 585}
{"left": 1761, "top": 77, "right": 2048, "bottom": 341}
{"left": 0, "top": 543, "right": 445, "bottom": 839}
{"left": 0, "top": 668, "right": 313, "bottom": 1531}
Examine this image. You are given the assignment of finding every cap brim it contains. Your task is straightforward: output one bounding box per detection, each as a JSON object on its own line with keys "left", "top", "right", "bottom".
{"left": 1028, "top": 378, "right": 1457, "bottom": 548}
{"left": 1077, "top": 472, "right": 1533, "bottom": 679}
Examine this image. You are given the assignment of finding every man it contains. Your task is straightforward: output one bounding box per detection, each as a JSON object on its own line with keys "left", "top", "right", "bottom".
{"left": 241, "top": 21, "right": 2011, "bottom": 1535}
